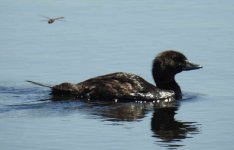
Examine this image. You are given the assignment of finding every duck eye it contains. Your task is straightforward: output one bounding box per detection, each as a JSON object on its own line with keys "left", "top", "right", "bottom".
{"left": 172, "top": 57, "right": 180, "bottom": 62}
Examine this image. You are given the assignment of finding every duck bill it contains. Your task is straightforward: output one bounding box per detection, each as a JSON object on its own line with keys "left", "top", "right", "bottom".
{"left": 183, "top": 60, "right": 203, "bottom": 71}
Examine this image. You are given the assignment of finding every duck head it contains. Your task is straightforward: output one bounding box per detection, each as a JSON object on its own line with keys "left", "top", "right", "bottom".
{"left": 152, "top": 50, "right": 202, "bottom": 99}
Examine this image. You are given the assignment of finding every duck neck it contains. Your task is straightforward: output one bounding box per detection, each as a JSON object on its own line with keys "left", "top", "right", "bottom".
{"left": 153, "top": 72, "right": 182, "bottom": 99}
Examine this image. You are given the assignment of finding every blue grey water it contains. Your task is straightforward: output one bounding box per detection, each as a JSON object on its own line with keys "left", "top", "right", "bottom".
{"left": 1, "top": 0, "right": 234, "bottom": 149}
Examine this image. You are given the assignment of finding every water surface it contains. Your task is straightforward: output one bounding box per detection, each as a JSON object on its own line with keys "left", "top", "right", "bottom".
{"left": 1, "top": 0, "right": 234, "bottom": 149}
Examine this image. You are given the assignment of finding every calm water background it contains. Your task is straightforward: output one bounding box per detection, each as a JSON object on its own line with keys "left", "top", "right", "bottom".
{"left": 1, "top": 0, "right": 234, "bottom": 149}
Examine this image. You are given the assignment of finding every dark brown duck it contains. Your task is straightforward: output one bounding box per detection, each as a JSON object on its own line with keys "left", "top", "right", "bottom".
{"left": 27, "top": 50, "right": 202, "bottom": 101}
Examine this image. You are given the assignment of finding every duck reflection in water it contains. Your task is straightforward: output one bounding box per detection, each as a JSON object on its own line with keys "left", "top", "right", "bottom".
{"left": 98, "top": 98, "right": 175, "bottom": 121}
{"left": 151, "top": 102, "right": 200, "bottom": 148}
{"left": 89, "top": 99, "right": 200, "bottom": 148}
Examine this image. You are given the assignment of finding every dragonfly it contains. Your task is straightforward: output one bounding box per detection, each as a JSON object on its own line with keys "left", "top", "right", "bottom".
{"left": 41, "top": 16, "right": 65, "bottom": 24}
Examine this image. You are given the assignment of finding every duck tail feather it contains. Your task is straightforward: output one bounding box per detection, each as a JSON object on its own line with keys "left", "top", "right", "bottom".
{"left": 26, "top": 80, "right": 53, "bottom": 88}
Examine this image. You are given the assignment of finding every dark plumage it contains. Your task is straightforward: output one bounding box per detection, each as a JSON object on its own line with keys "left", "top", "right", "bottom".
{"left": 27, "top": 50, "right": 202, "bottom": 101}
{"left": 152, "top": 51, "right": 202, "bottom": 99}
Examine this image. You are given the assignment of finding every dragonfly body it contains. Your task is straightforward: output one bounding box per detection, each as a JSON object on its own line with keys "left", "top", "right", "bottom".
{"left": 41, "top": 16, "right": 64, "bottom": 24}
